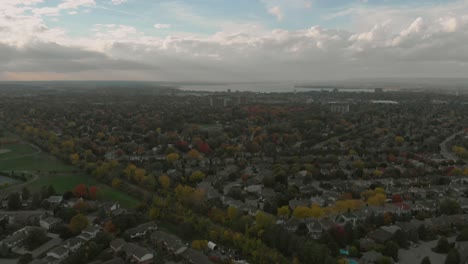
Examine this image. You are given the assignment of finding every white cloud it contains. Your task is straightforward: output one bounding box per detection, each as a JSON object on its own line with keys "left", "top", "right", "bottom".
{"left": 154, "top": 23, "right": 171, "bottom": 29}
{"left": 110, "top": 0, "right": 127, "bottom": 5}
{"left": 32, "top": 0, "right": 96, "bottom": 16}
{"left": 1, "top": 0, "right": 468, "bottom": 81}
{"left": 268, "top": 6, "right": 284, "bottom": 21}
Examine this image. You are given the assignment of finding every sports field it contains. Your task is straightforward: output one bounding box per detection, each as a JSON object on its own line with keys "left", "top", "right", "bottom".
{"left": 0, "top": 137, "right": 139, "bottom": 208}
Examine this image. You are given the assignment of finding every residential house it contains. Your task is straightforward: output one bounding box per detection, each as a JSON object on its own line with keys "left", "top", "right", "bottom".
{"left": 367, "top": 226, "right": 400, "bottom": 244}
{"left": 121, "top": 242, "right": 154, "bottom": 264}
{"left": 359, "top": 238, "right": 376, "bottom": 252}
{"left": 47, "top": 196, "right": 63, "bottom": 205}
{"left": 151, "top": 230, "right": 187, "bottom": 255}
{"left": 46, "top": 246, "right": 70, "bottom": 262}
{"left": 79, "top": 225, "right": 101, "bottom": 241}
{"left": 306, "top": 219, "right": 323, "bottom": 239}
{"left": 125, "top": 222, "right": 158, "bottom": 239}
{"left": 288, "top": 199, "right": 310, "bottom": 210}
{"left": 180, "top": 248, "right": 212, "bottom": 264}
{"left": 0, "top": 226, "right": 44, "bottom": 249}
{"left": 40, "top": 217, "right": 62, "bottom": 230}
{"left": 63, "top": 237, "right": 84, "bottom": 252}
{"left": 110, "top": 238, "right": 126, "bottom": 252}
{"left": 361, "top": 251, "right": 383, "bottom": 264}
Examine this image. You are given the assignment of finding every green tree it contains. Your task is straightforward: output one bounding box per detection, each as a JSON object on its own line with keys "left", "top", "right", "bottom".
{"left": 383, "top": 241, "right": 399, "bottom": 261}
{"left": 17, "top": 253, "right": 33, "bottom": 264}
{"left": 456, "top": 228, "right": 468, "bottom": 241}
{"left": 440, "top": 199, "right": 461, "bottom": 215}
{"left": 21, "top": 187, "right": 30, "bottom": 201}
{"left": 8, "top": 192, "right": 21, "bottom": 210}
{"left": 24, "top": 228, "right": 48, "bottom": 250}
{"left": 379, "top": 256, "right": 393, "bottom": 264}
{"left": 421, "top": 256, "right": 431, "bottom": 264}
{"left": 445, "top": 249, "right": 460, "bottom": 264}
{"left": 433, "top": 236, "right": 450, "bottom": 253}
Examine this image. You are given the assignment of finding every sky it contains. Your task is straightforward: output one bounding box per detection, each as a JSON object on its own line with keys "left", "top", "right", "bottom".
{"left": 1, "top": 0, "right": 468, "bottom": 82}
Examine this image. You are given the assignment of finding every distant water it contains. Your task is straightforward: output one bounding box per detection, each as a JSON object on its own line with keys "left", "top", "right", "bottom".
{"left": 177, "top": 82, "right": 376, "bottom": 93}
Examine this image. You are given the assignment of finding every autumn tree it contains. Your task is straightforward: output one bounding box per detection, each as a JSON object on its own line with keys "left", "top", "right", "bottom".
{"left": 293, "top": 206, "right": 312, "bottom": 219}
{"left": 228, "top": 206, "right": 239, "bottom": 220}
{"left": 190, "top": 171, "right": 205, "bottom": 183}
{"left": 111, "top": 178, "right": 122, "bottom": 189}
{"left": 166, "top": 153, "right": 180, "bottom": 163}
{"left": 277, "top": 206, "right": 290, "bottom": 218}
{"left": 88, "top": 186, "right": 98, "bottom": 200}
{"left": 73, "top": 184, "right": 88, "bottom": 198}
{"left": 188, "top": 149, "right": 201, "bottom": 160}
{"left": 159, "top": 175, "right": 171, "bottom": 189}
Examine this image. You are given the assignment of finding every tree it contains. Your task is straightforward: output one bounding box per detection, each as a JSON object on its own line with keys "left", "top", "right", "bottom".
{"left": 159, "top": 175, "right": 171, "bottom": 189}
{"left": 21, "top": 187, "right": 30, "bottom": 201}
{"left": 379, "top": 256, "right": 393, "bottom": 264}
{"left": 73, "top": 184, "right": 88, "bottom": 198}
{"left": 293, "top": 206, "right": 312, "bottom": 219}
{"left": 383, "top": 241, "right": 399, "bottom": 261}
{"left": 421, "top": 256, "right": 431, "bottom": 264}
{"left": 392, "top": 194, "right": 403, "bottom": 203}
{"left": 24, "top": 228, "right": 48, "bottom": 250}
{"left": 69, "top": 214, "right": 89, "bottom": 234}
{"left": 8, "top": 192, "right": 21, "bottom": 210}
{"left": 255, "top": 211, "right": 274, "bottom": 230}
{"left": 433, "top": 236, "right": 450, "bottom": 253}
{"left": 440, "top": 199, "right": 461, "bottom": 215}
{"left": 227, "top": 206, "right": 239, "bottom": 220}
{"left": 445, "top": 249, "right": 460, "bottom": 264}
{"left": 191, "top": 240, "right": 208, "bottom": 250}
{"left": 277, "top": 206, "right": 290, "bottom": 218}
{"left": 166, "top": 153, "right": 180, "bottom": 163}
{"left": 456, "top": 228, "right": 468, "bottom": 241}
{"left": 188, "top": 149, "right": 200, "bottom": 160}
{"left": 17, "top": 253, "right": 33, "bottom": 264}
{"left": 395, "top": 136, "right": 405, "bottom": 143}
{"left": 111, "top": 178, "right": 122, "bottom": 189}
{"left": 88, "top": 186, "right": 98, "bottom": 200}
{"left": 47, "top": 185, "right": 56, "bottom": 196}
{"left": 189, "top": 171, "right": 205, "bottom": 183}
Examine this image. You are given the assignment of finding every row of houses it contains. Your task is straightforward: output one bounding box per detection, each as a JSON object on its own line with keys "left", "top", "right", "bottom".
{"left": 30, "top": 225, "right": 101, "bottom": 264}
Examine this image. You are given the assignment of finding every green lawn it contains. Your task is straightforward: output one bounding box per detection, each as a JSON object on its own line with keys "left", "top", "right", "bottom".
{"left": 29, "top": 173, "right": 139, "bottom": 208}
{"left": 0, "top": 143, "right": 38, "bottom": 158}
{"left": 0, "top": 138, "right": 139, "bottom": 208}
{"left": 0, "top": 153, "right": 75, "bottom": 171}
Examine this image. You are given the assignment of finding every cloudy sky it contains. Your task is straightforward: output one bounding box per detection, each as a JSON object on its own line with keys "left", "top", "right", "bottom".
{"left": 1, "top": 0, "right": 468, "bottom": 82}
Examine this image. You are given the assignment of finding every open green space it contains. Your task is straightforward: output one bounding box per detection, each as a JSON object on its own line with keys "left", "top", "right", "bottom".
{"left": 0, "top": 142, "right": 38, "bottom": 157}
{"left": 0, "top": 151, "right": 75, "bottom": 171}
{"left": 0, "top": 135, "right": 139, "bottom": 208}
{"left": 29, "top": 173, "right": 139, "bottom": 208}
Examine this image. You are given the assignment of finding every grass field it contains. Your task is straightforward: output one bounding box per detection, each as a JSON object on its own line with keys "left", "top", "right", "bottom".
{"left": 0, "top": 138, "right": 139, "bottom": 208}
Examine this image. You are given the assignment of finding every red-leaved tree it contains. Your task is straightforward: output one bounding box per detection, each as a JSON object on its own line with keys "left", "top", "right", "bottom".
{"left": 73, "top": 184, "right": 88, "bottom": 198}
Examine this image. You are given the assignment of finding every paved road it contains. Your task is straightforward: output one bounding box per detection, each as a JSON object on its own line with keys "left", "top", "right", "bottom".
{"left": 0, "top": 258, "right": 18, "bottom": 264}
{"left": 399, "top": 237, "right": 455, "bottom": 264}
{"left": 440, "top": 130, "right": 466, "bottom": 161}
{"left": 1, "top": 171, "right": 39, "bottom": 194}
